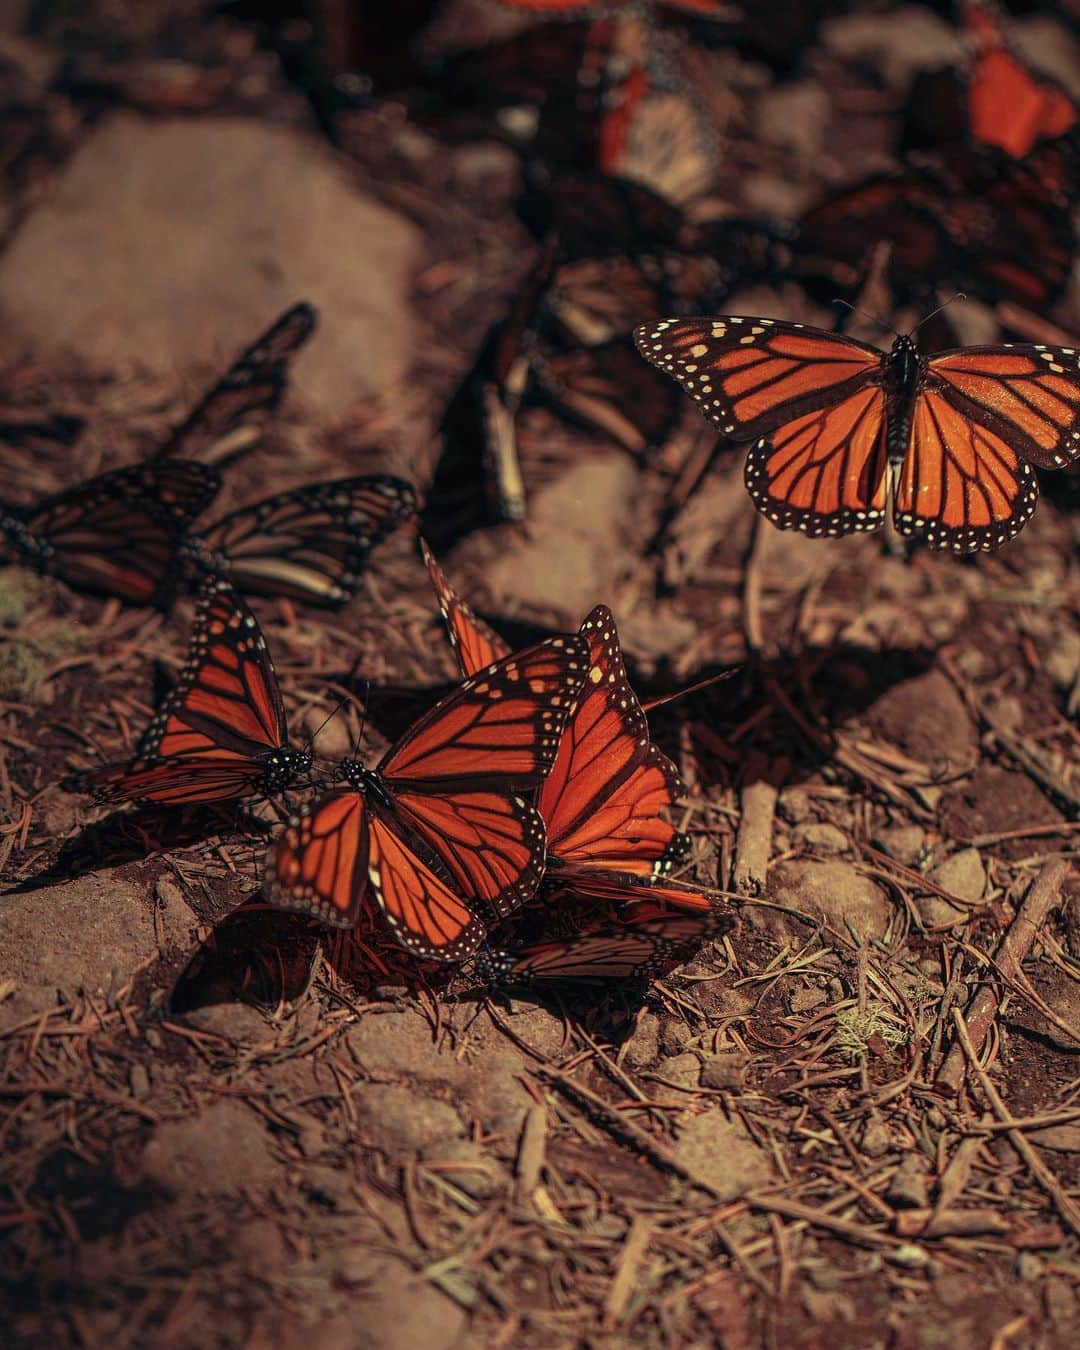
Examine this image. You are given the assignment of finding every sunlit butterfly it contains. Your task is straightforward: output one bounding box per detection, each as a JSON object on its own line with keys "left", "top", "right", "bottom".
{"left": 478, "top": 892, "right": 734, "bottom": 983}
{"left": 635, "top": 314, "right": 1080, "bottom": 552}
{"left": 265, "top": 635, "right": 591, "bottom": 960}
{"left": 72, "top": 579, "right": 312, "bottom": 805}
{"left": 0, "top": 459, "right": 221, "bottom": 607}
{"left": 153, "top": 301, "right": 317, "bottom": 466}
{"left": 421, "top": 543, "right": 724, "bottom": 906}
{"left": 186, "top": 475, "right": 417, "bottom": 608}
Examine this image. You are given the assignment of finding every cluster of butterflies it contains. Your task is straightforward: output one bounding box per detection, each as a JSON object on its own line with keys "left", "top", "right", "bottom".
{"left": 55, "top": 551, "right": 733, "bottom": 984}
{"left": 0, "top": 304, "right": 417, "bottom": 610}
{"left": 416, "top": 0, "right": 1080, "bottom": 554}
{"left": 0, "top": 300, "right": 732, "bottom": 982}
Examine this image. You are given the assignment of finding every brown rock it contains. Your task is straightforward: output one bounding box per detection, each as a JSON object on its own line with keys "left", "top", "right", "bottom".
{"left": 0, "top": 114, "right": 420, "bottom": 415}
{"left": 674, "top": 1111, "right": 774, "bottom": 1201}
{"left": 759, "top": 859, "right": 893, "bottom": 939}
{"left": 869, "top": 669, "right": 977, "bottom": 767}
{"left": 138, "top": 1100, "right": 277, "bottom": 1196}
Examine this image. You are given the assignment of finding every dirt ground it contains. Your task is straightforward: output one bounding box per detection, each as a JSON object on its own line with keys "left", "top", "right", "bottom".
{"left": 1, "top": 2, "right": 1079, "bottom": 1346}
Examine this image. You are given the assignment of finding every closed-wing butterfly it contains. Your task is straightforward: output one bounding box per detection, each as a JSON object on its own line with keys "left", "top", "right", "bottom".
{"left": 478, "top": 892, "right": 735, "bottom": 983}
{"left": 73, "top": 579, "right": 312, "bottom": 805}
{"left": 153, "top": 301, "right": 317, "bottom": 466}
{"left": 635, "top": 314, "right": 1080, "bottom": 551}
{"left": 265, "top": 634, "right": 591, "bottom": 960}
{"left": 186, "top": 474, "right": 417, "bottom": 608}
{"left": 421, "top": 541, "right": 730, "bottom": 914}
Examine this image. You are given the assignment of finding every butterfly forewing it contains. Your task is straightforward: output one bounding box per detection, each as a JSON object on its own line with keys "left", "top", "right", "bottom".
{"left": 420, "top": 538, "right": 512, "bottom": 678}
{"left": 927, "top": 346, "right": 1080, "bottom": 471}
{"left": 634, "top": 317, "right": 882, "bottom": 441}
{"left": 191, "top": 475, "right": 417, "bottom": 607}
{"left": 154, "top": 302, "right": 317, "bottom": 466}
{"left": 266, "top": 790, "right": 370, "bottom": 927}
{"left": 379, "top": 636, "right": 591, "bottom": 792}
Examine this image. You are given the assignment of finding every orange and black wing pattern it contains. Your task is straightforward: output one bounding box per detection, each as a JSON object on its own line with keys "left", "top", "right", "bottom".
{"left": 420, "top": 537, "right": 512, "bottom": 678}
{"left": 634, "top": 317, "right": 882, "bottom": 443}
{"left": 265, "top": 790, "right": 485, "bottom": 959}
{"left": 78, "top": 580, "right": 309, "bottom": 805}
{"left": 963, "top": 0, "right": 1076, "bottom": 159}
{"left": 153, "top": 302, "right": 317, "bottom": 467}
{"left": 895, "top": 387, "right": 1038, "bottom": 553}
{"left": 379, "top": 635, "right": 590, "bottom": 793}
{"left": 541, "top": 606, "right": 685, "bottom": 872}
{"left": 1, "top": 460, "right": 221, "bottom": 606}
{"left": 191, "top": 475, "right": 416, "bottom": 608}
{"left": 480, "top": 894, "right": 734, "bottom": 983}
{"left": 743, "top": 383, "right": 888, "bottom": 539}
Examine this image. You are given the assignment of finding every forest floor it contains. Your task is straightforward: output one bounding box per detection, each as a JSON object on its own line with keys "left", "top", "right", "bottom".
{"left": 1, "top": 2, "right": 1079, "bottom": 1346}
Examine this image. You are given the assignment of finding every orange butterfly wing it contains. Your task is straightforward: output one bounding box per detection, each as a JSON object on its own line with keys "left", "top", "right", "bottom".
{"left": 420, "top": 537, "right": 512, "bottom": 677}
{"left": 634, "top": 317, "right": 882, "bottom": 442}
{"left": 541, "top": 606, "right": 687, "bottom": 872}
{"left": 379, "top": 636, "right": 590, "bottom": 791}
{"left": 743, "top": 384, "right": 889, "bottom": 538}
{"left": 927, "top": 346, "right": 1080, "bottom": 471}
{"left": 78, "top": 580, "right": 308, "bottom": 805}
{"left": 895, "top": 388, "right": 1038, "bottom": 553}
{"left": 266, "top": 790, "right": 484, "bottom": 959}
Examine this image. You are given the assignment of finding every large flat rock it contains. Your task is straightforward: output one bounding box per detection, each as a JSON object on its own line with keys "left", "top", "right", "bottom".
{"left": 0, "top": 114, "right": 421, "bottom": 414}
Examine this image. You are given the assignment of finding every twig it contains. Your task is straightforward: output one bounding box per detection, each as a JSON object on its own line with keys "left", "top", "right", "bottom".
{"left": 952, "top": 1009, "right": 1080, "bottom": 1239}
{"left": 733, "top": 754, "right": 782, "bottom": 896}
{"left": 936, "top": 858, "right": 1070, "bottom": 1096}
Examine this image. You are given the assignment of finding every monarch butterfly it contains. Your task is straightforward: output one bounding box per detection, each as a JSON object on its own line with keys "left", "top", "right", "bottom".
{"left": 634, "top": 314, "right": 1080, "bottom": 552}
{"left": 517, "top": 165, "right": 684, "bottom": 261}
{"left": 421, "top": 543, "right": 724, "bottom": 901}
{"left": 531, "top": 338, "right": 682, "bottom": 456}
{"left": 265, "top": 635, "right": 592, "bottom": 960}
{"left": 478, "top": 892, "right": 735, "bottom": 983}
{"left": 186, "top": 475, "right": 418, "bottom": 608}
{"left": 153, "top": 301, "right": 317, "bottom": 466}
{"left": 0, "top": 459, "right": 221, "bottom": 607}
{"left": 71, "top": 579, "right": 312, "bottom": 805}
{"left": 494, "top": 1, "right": 731, "bottom": 17}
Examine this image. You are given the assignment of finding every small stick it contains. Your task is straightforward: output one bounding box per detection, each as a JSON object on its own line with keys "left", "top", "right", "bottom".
{"left": 733, "top": 753, "right": 783, "bottom": 896}
{"left": 515, "top": 1104, "right": 548, "bottom": 1206}
{"left": 952, "top": 1009, "right": 1080, "bottom": 1239}
{"left": 936, "top": 858, "right": 1069, "bottom": 1096}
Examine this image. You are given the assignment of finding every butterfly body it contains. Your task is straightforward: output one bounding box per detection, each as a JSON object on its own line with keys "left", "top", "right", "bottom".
{"left": 636, "top": 315, "right": 1080, "bottom": 552}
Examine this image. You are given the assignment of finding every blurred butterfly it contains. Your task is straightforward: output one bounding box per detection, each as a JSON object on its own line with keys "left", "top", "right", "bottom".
{"left": 421, "top": 241, "right": 555, "bottom": 547}
{"left": 793, "top": 156, "right": 1074, "bottom": 310}
{"left": 265, "top": 634, "right": 591, "bottom": 960}
{"left": 478, "top": 891, "right": 734, "bottom": 983}
{"left": 905, "top": 0, "right": 1077, "bottom": 161}
{"left": 186, "top": 474, "right": 417, "bottom": 608}
{"left": 530, "top": 338, "right": 682, "bottom": 456}
{"left": 635, "top": 313, "right": 1080, "bottom": 552}
{"left": 153, "top": 301, "right": 317, "bottom": 466}
{"left": 0, "top": 459, "right": 221, "bottom": 607}
{"left": 71, "top": 579, "right": 312, "bottom": 805}
{"left": 422, "top": 543, "right": 729, "bottom": 911}
{"left": 517, "top": 164, "right": 684, "bottom": 261}
{"left": 495, "top": 1, "right": 732, "bottom": 18}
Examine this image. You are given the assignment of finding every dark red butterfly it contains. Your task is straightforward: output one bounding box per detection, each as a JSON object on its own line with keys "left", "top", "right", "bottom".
{"left": 186, "top": 474, "right": 417, "bottom": 608}
{"left": 265, "top": 635, "right": 591, "bottom": 960}
{"left": 635, "top": 314, "right": 1080, "bottom": 552}
{"left": 478, "top": 891, "right": 735, "bottom": 983}
{"left": 495, "top": 1, "right": 732, "bottom": 17}
{"left": 72, "top": 579, "right": 312, "bottom": 805}
{"left": 793, "top": 155, "right": 1075, "bottom": 310}
{"left": 422, "top": 544, "right": 730, "bottom": 898}
{"left": 0, "top": 459, "right": 221, "bottom": 606}
{"left": 517, "top": 164, "right": 685, "bottom": 261}
{"left": 153, "top": 302, "right": 317, "bottom": 466}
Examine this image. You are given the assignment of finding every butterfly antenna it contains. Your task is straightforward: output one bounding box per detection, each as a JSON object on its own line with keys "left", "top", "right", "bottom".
{"left": 351, "top": 679, "right": 372, "bottom": 759}
{"left": 911, "top": 293, "right": 967, "bottom": 335}
{"left": 833, "top": 298, "right": 896, "bottom": 336}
